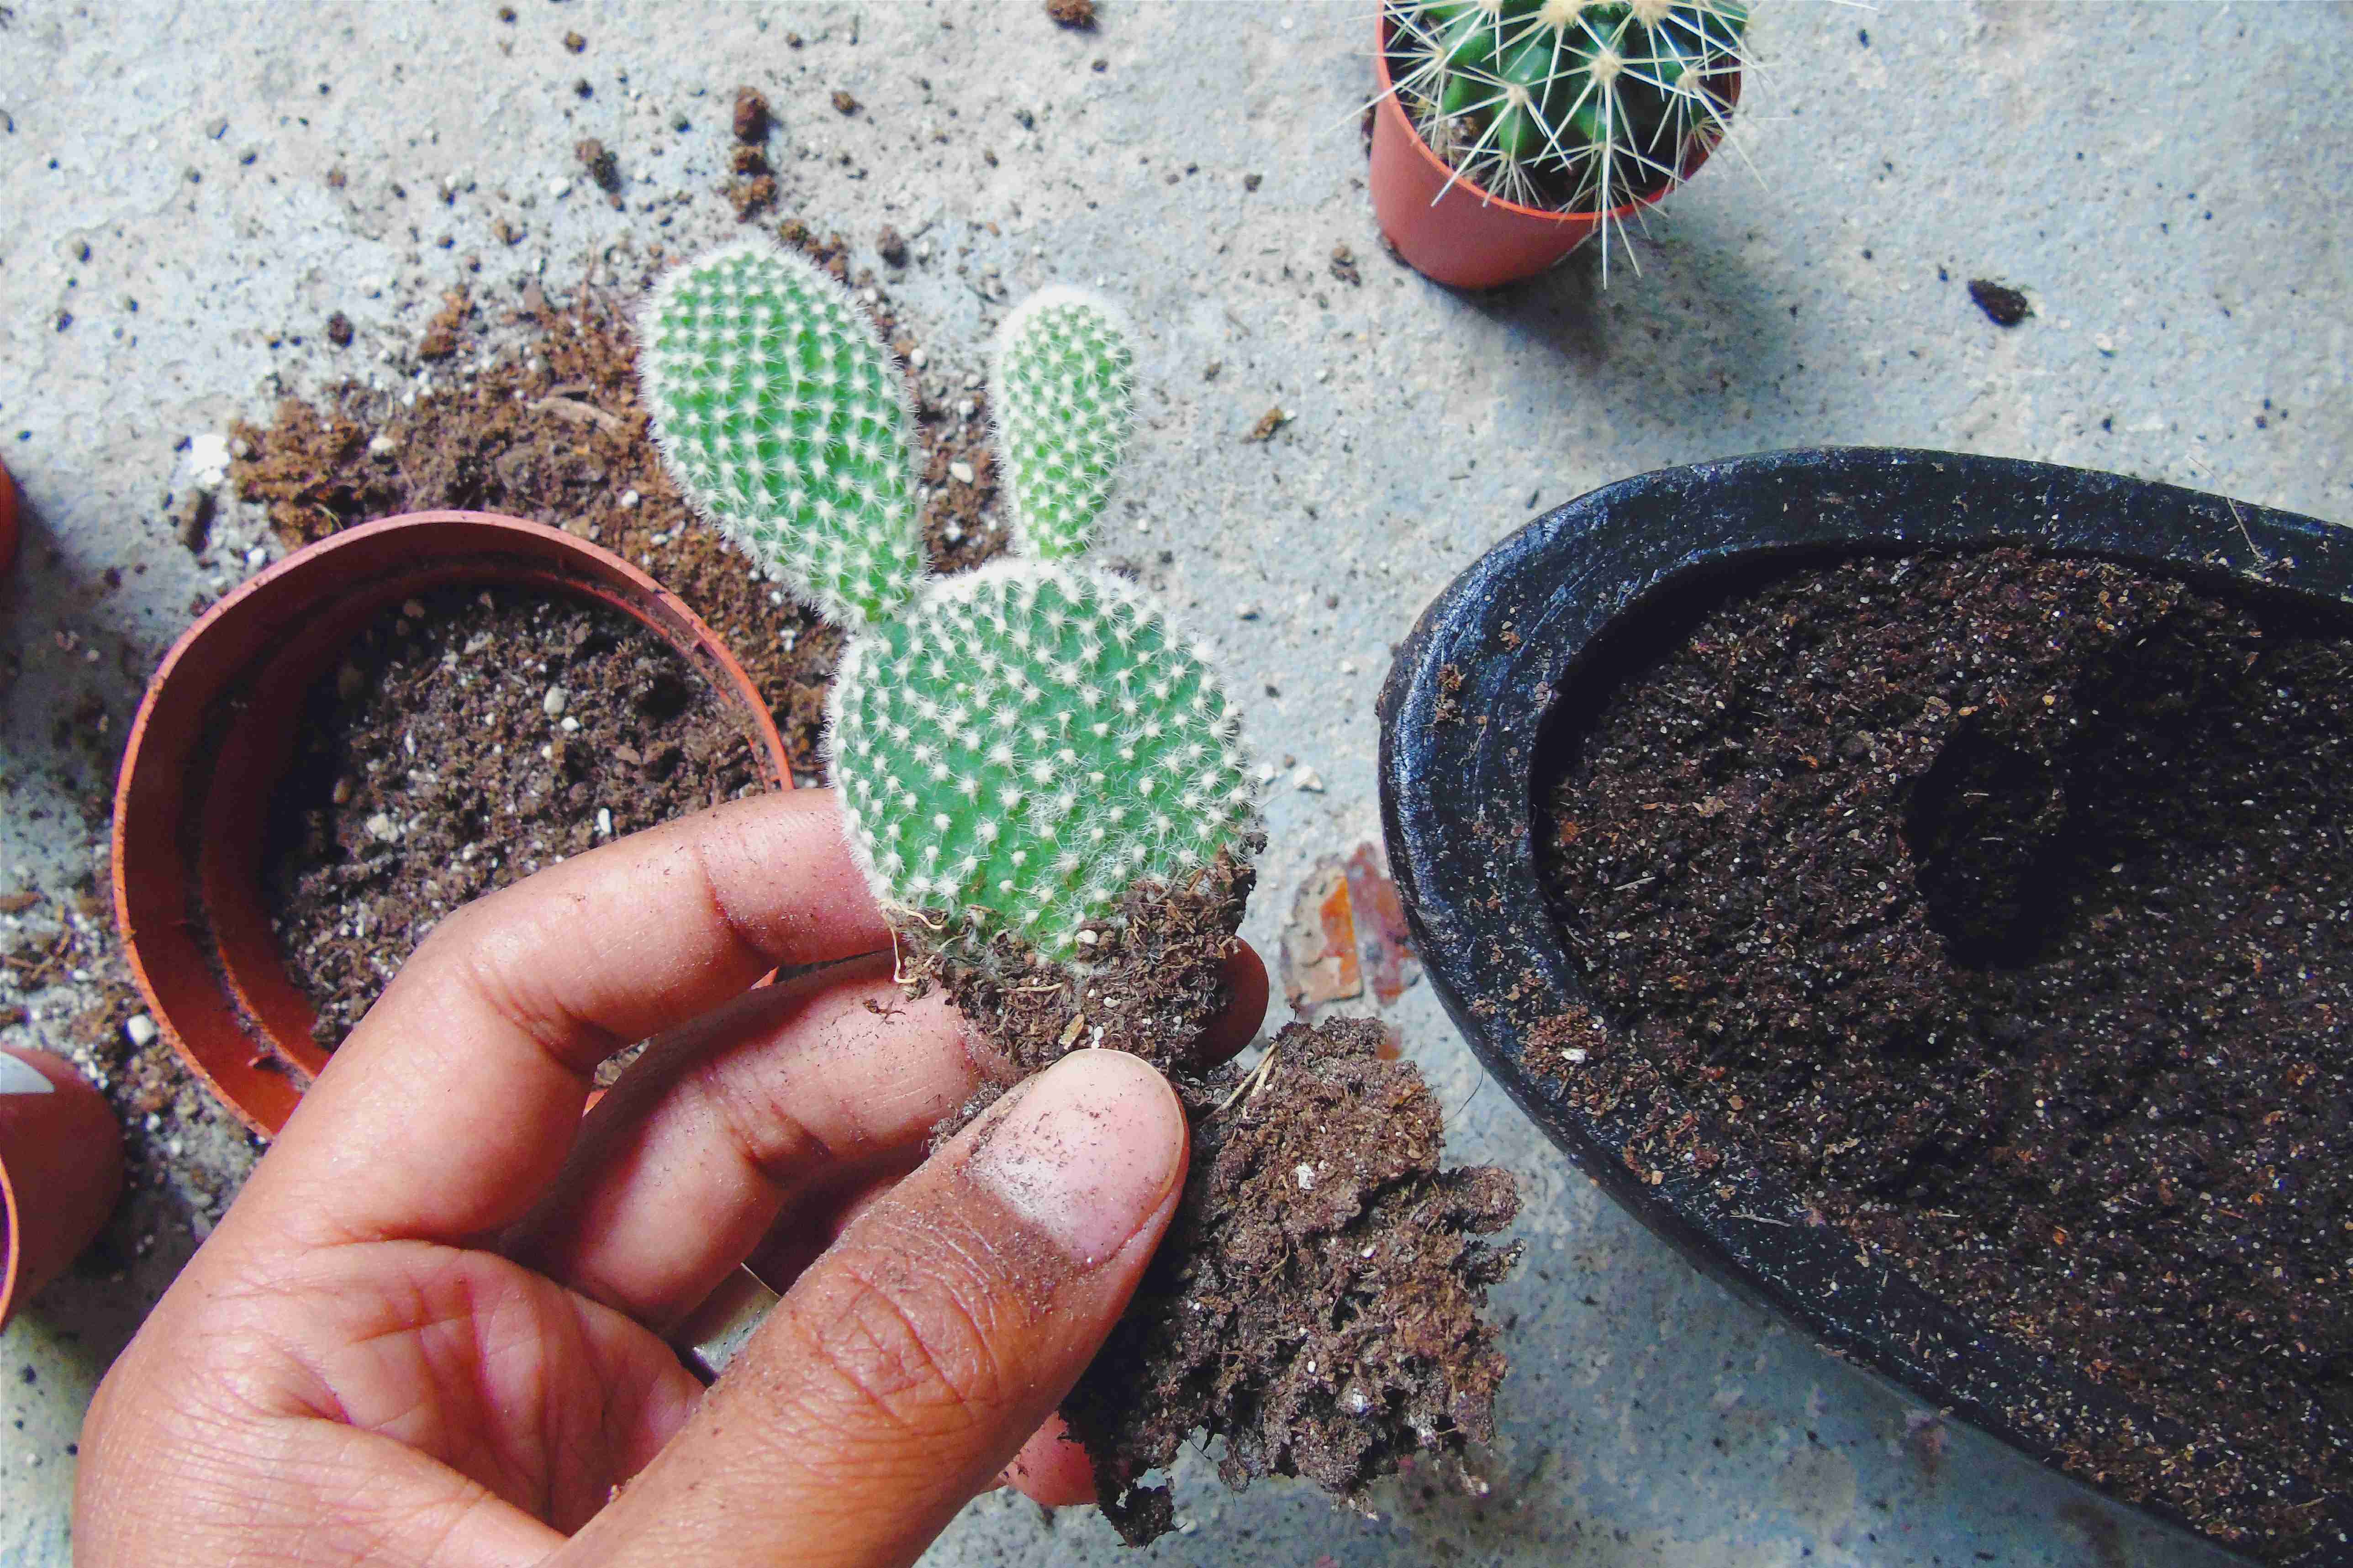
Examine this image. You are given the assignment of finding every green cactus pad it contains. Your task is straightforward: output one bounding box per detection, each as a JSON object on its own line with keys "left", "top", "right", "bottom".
{"left": 828, "top": 559, "right": 1256, "bottom": 956}
{"left": 991, "top": 287, "right": 1135, "bottom": 561}
{"left": 639, "top": 241, "right": 923, "bottom": 628}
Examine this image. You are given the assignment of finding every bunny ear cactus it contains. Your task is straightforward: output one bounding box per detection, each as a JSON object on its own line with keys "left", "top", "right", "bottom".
{"left": 643, "top": 243, "right": 1256, "bottom": 962}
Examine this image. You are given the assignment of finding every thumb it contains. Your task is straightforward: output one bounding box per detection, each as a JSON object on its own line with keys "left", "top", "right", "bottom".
{"left": 555, "top": 1048, "right": 1188, "bottom": 1568}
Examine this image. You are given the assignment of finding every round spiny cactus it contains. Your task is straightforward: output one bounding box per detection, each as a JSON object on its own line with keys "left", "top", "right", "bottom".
{"left": 830, "top": 560, "right": 1251, "bottom": 951}
{"left": 991, "top": 287, "right": 1135, "bottom": 561}
{"left": 1388, "top": 0, "right": 1749, "bottom": 244}
{"left": 640, "top": 243, "right": 1257, "bottom": 959}
{"left": 640, "top": 242, "right": 923, "bottom": 628}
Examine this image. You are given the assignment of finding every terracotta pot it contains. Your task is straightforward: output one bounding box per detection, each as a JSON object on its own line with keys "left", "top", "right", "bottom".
{"left": 0, "top": 1046, "right": 125, "bottom": 1328}
{"left": 1369, "top": 15, "right": 1738, "bottom": 290}
{"left": 112, "top": 511, "right": 795, "bottom": 1136}
{"left": 1380, "top": 449, "right": 2353, "bottom": 1563}
{"left": 0, "top": 455, "right": 19, "bottom": 579}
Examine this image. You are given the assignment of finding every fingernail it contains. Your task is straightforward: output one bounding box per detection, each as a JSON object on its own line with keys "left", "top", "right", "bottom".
{"left": 965, "top": 1049, "right": 1184, "bottom": 1270}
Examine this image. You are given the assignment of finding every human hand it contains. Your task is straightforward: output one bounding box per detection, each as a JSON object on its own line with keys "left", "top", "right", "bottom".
{"left": 76, "top": 789, "right": 1266, "bottom": 1567}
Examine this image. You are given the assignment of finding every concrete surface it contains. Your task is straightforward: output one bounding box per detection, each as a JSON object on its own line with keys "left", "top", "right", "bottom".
{"left": 2, "top": 0, "right": 2347, "bottom": 1563}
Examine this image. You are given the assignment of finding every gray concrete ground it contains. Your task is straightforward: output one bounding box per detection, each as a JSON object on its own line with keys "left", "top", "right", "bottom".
{"left": 2, "top": 0, "right": 2348, "bottom": 1563}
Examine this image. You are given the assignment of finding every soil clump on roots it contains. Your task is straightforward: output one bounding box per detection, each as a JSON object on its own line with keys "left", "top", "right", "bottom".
{"left": 905, "top": 858, "right": 1521, "bottom": 1546}
{"left": 1540, "top": 547, "right": 2353, "bottom": 1560}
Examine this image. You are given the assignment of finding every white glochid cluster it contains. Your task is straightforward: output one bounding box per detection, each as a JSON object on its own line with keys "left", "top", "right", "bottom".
{"left": 638, "top": 242, "right": 1258, "bottom": 957}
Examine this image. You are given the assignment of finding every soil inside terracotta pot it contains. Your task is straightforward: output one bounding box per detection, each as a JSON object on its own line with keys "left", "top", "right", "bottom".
{"left": 1537, "top": 546, "right": 2353, "bottom": 1559}
{"left": 902, "top": 855, "right": 1521, "bottom": 1546}
{"left": 262, "top": 586, "right": 764, "bottom": 1050}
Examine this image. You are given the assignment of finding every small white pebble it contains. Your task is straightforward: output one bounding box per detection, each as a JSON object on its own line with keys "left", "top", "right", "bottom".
{"left": 1075, "top": 929, "right": 1100, "bottom": 947}
{"left": 542, "top": 685, "right": 568, "bottom": 717}
{"left": 1290, "top": 764, "right": 1325, "bottom": 794}
{"left": 367, "top": 433, "right": 398, "bottom": 459}
{"left": 365, "top": 813, "right": 400, "bottom": 843}
{"left": 948, "top": 459, "right": 975, "bottom": 485}
{"left": 245, "top": 546, "right": 269, "bottom": 569}
{"left": 1339, "top": 659, "right": 1358, "bottom": 675}
{"left": 124, "top": 1014, "right": 159, "bottom": 1048}
{"left": 185, "top": 431, "right": 232, "bottom": 492}
{"left": 560, "top": 715, "right": 580, "bottom": 733}
{"left": 596, "top": 807, "right": 613, "bottom": 838}
{"left": 1253, "top": 763, "right": 1277, "bottom": 784}
{"left": 1564, "top": 1047, "right": 1589, "bottom": 1064}
{"left": 549, "top": 179, "right": 573, "bottom": 199}
{"left": 909, "top": 347, "right": 928, "bottom": 368}
{"left": 619, "top": 489, "right": 641, "bottom": 509}
{"left": 1294, "top": 1163, "right": 1317, "bottom": 1191}
{"left": 1235, "top": 604, "right": 1262, "bottom": 621}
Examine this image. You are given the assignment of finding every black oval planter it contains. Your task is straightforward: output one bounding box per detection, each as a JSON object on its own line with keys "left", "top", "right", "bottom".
{"left": 1377, "top": 447, "right": 2353, "bottom": 1565}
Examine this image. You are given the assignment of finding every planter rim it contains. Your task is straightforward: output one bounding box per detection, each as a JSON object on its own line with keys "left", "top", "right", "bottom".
{"left": 0, "top": 1131, "right": 17, "bottom": 1326}
{"left": 0, "top": 454, "right": 18, "bottom": 579}
{"left": 113, "top": 509, "right": 795, "bottom": 1135}
{"left": 1377, "top": 447, "right": 2353, "bottom": 1565}
{"left": 0, "top": 1046, "right": 125, "bottom": 1328}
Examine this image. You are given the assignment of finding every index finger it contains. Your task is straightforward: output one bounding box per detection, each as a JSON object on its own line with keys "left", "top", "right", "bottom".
{"left": 231, "top": 788, "right": 892, "bottom": 1252}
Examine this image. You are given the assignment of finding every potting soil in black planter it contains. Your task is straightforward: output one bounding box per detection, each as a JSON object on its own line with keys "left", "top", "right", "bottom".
{"left": 1539, "top": 545, "right": 2353, "bottom": 1557}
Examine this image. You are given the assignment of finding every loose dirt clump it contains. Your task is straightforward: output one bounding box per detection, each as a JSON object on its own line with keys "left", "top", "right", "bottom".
{"left": 909, "top": 852, "right": 1519, "bottom": 1546}
{"left": 1968, "top": 277, "right": 2032, "bottom": 326}
{"left": 1066, "top": 1016, "right": 1520, "bottom": 1544}
{"left": 726, "top": 146, "right": 778, "bottom": 221}
{"left": 1046, "top": 0, "right": 1099, "bottom": 27}
{"left": 1541, "top": 547, "right": 2353, "bottom": 1559}
{"left": 732, "top": 86, "right": 770, "bottom": 143}
{"left": 264, "top": 588, "right": 764, "bottom": 1047}
{"left": 230, "top": 268, "right": 1002, "bottom": 774}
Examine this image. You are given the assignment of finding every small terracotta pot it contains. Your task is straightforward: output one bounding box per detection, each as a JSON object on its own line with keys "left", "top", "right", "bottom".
{"left": 1369, "top": 16, "right": 1738, "bottom": 290}
{"left": 112, "top": 511, "right": 795, "bottom": 1136}
{"left": 0, "top": 455, "right": 20, "bottom": 579}
{"left": 0, "top": 1046, "right": 126, "bottom": 1328}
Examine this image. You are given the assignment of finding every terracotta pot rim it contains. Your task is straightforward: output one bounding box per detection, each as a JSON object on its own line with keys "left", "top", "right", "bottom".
{"left": 113, "top": 510, "right": 795, "bottom": 1135}
{"left": 0, "top": 1141, "right": 20, "bottom": 1325}
{"left": 0, "top": 1047, "right": 125, "bottom": 1328}
{"left": 1372, "top": 11, "right": 1701, "bottom": 227}
{"left": 0, "top": 454, "right": 19, "bottom": 580}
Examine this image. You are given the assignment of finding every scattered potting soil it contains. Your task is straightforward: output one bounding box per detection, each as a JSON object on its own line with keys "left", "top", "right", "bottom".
{"left": 230, "top": 250, "right": 1003, "bottom": 778}
{"left": 263, "top": 588, "right": 765, "bottom": 1049}
{"left": 1968, "top": 277, "right": 2032, "bottom": 326}
{"left": 1539, "top": 548, "right": 2353, "bottom": 1557}
{"left": 909, "top": 856, "right": 1521, "bottom": 1546}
